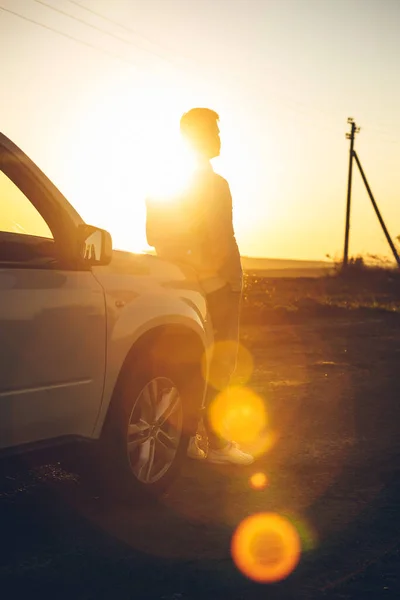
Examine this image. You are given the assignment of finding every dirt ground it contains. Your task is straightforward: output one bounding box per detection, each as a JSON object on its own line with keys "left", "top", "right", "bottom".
{"left": 1, "top": 307, "right": 400, "bottom": 599}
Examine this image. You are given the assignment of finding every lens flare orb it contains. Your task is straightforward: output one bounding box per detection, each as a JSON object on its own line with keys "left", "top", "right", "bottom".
{"left": 209, "top": 386, "right": 266, "bottom": 445}
{"left": 249, "top": 472, "right": 268, "bottom": 490}
{"left": 231, "top": 513, "right": 301, "bottom": 583}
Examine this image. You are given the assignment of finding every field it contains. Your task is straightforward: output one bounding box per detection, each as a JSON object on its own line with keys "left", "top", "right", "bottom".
{"left": 1, "top": 271, "right": 400, "bottom": 599}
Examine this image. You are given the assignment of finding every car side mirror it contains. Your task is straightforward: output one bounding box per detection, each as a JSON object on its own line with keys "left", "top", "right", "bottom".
{"left": 78, "top": 224, "right": 113, "bottom": 266}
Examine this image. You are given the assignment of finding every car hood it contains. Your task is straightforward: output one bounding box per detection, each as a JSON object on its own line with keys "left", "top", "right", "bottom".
{"left": 98, "top": 249, "right": 201, "bottom": 288}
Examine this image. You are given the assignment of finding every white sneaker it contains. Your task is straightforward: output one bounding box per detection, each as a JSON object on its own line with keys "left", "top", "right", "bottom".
{"left": 207, "top": 441, "right": 254, "bottom": 465}
{"left": 187, "top": 435, "right": 206, "bottom": 460}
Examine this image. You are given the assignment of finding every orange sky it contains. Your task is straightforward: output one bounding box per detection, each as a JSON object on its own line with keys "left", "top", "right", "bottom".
{"left": 1, "top": 0, "right": 400, "bottom": 261}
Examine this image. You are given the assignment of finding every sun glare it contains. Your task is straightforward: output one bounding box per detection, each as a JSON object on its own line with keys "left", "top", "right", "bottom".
{"left": 146, "top": 141, "right": 198, "bottom": 201}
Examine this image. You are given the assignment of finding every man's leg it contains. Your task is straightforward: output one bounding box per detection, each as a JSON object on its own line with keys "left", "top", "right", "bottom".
{"left": 197, "top": 286, "right": 253, "bottom": 464}
{"left": 188, "top": 284, "right": 239, "bottom": 459}
{"left": 203, "top": 284, "right": 241, "bottom": 449}
{"left": 188, "top": 284, "right": 254, "bottom": 464}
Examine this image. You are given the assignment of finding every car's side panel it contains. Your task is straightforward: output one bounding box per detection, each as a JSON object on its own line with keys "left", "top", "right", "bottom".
{"left": 0, "top": 268, "right": 107, "bottom": 448}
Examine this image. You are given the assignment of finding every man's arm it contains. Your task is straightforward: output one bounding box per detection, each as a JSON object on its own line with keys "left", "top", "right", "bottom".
{"left": 207, "top": 176, "right": 236, "bottom": 271}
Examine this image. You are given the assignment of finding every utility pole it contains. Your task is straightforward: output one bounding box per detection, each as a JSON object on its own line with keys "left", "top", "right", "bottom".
{"left": 342, "top": 118, "right": 400, "bottom": 269}
{"left": 343, "top": 118, "right": 360, "bottom": 268}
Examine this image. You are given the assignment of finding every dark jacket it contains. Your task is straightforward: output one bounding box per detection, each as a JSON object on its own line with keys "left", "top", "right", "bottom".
{"left": 146, "top": 164, "right": 242, "bottom": 293}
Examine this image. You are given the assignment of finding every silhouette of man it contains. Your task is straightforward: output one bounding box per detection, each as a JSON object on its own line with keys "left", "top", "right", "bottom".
{"left": 146, "top": 108, "right": 254, "bottom": 465}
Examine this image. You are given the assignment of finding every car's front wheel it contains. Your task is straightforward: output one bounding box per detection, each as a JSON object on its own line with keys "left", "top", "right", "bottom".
{"left": 126, "top": 375, "right": 183, "bottom": 487}
{"left": 96, "top": 353, "right": 196, "bottom": 502}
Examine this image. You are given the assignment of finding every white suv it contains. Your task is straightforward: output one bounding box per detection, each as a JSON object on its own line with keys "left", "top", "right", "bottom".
{"left": 0, "top": 132, "right": 211, "bottom": 499}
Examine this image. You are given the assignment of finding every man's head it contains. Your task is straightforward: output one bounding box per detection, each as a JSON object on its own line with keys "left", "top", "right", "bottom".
{"left": 180, "top": 108, "right": 221, "bottom": 161}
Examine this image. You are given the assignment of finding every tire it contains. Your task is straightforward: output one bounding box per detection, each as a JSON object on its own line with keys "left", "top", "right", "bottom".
{"left": 94, "top": 352, "right": 195, "bottom": 503}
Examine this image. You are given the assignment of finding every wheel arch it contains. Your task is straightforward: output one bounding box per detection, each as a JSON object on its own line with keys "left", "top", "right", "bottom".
{"left": 94, "top": 323, "right": 207, "bottom": 438}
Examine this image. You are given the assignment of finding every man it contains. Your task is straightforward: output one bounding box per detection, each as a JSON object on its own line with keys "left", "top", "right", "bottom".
{"left": 146, "top": 108, "right": 253, "bottom": 465}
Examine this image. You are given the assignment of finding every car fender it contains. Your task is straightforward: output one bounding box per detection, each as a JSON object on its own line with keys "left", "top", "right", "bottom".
{"left": 92, "top": 281, "right": 211, "bottom": 437}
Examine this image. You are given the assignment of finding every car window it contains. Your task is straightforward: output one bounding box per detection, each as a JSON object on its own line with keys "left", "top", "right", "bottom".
{"left": 0, "top": 171, "right": 53, "bottom": 239}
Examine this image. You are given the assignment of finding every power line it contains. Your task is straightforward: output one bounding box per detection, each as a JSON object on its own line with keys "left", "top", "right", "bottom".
{"left": 65, "top": 0, "right": 231, "bottom": 86}
{"left": 34, "top": 0, "right": 172, "bottom": 67}
{"left": 0, "top": 4, "right": 139, "bottom": 68}
{"left": 35, "top": 0, "right": 132, "bottom": 43}
{"left": 67, "top": 0, "right": 172, "bottom": 58}
{"left": 1, "top": 1, "right": 208, "bottom": 104}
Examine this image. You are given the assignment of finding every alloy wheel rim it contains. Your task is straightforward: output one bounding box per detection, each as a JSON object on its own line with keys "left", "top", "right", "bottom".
{"left": 126, "top": 377, "right": 183, "bottom": 484}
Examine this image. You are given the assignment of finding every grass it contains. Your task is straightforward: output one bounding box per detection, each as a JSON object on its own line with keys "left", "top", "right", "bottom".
{"left": 242, "top": 264, "right": 400, "bottom": 323}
